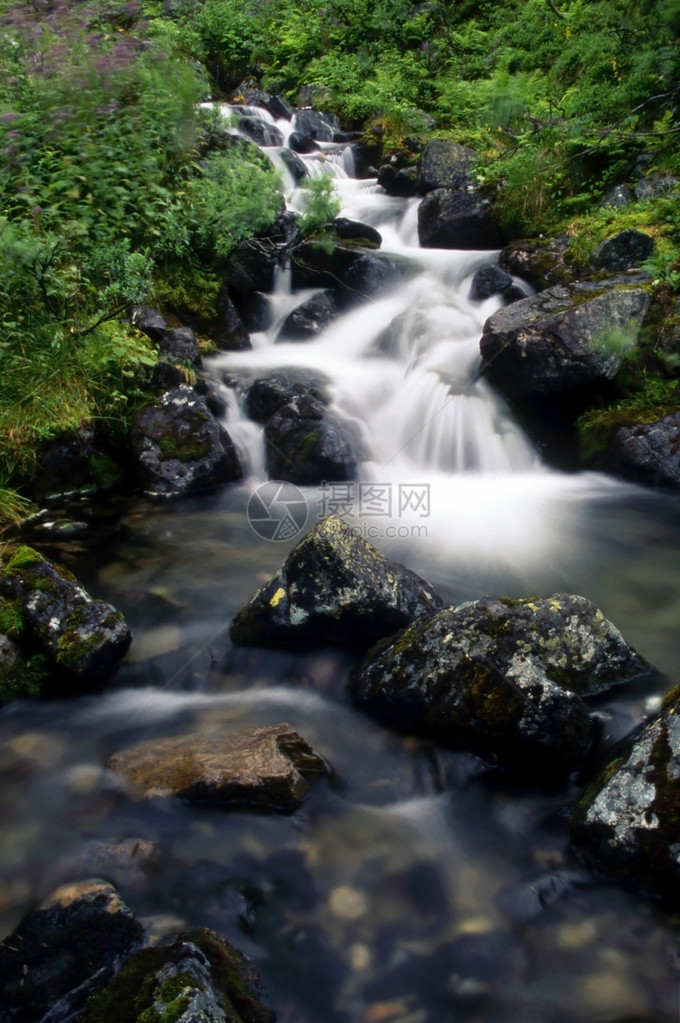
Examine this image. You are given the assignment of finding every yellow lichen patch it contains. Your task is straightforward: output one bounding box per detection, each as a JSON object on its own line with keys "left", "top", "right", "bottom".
{"left": 549, "top": 599, "right": 562, "bottom": 611}
{"left": 269, "top": 587, "right": 286, "bottom": 608}
{"left": 527, "top": 602, "right": 539, "bottom": 612}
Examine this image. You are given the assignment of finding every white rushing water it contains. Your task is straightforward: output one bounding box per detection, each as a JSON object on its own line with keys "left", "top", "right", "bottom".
{"left": 207, "top": 104, "right": 637, "bottom": 585}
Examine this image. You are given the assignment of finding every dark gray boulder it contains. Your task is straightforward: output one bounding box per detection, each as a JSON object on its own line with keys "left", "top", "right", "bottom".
{"left": 480, "top": 279, "right": 651, "bottom": 396}
{"left": 237, "top": 115, "right": 284, "bottom": 147}
{"left": 277, "top": 289, "right": 339, "bottom": 341}
{"left": 230, "top": 513, "right": 444, "bottom": 649}
{"left": 80, "top": 927, "right": 275, "bottom": 1023}
{"left": 129, "top": 304, "right": 167, "bottom": 342}
{"left": 245, "top": 370, "right": 329, "bottom": 424}
{"left": 0, "top": 879, "right": 143, "bottom": 1023}
{"left": 418, "top": 188, "right": 504, "bottom": 250}
{"left": 158, "top": 325, "right": 202, "bottom": 365}
{"left": 634, "top": 172, "right": 678, "bottom": 201}
{"left": 498, "top": 235, "right": 579, "bottom": 291}
{"left": 233, "top": 86, "right": 292, "bottom": 121}
{"left": 221, "top": 238, "right": 280, "bottom": 295}
{"left": 590, "top": 229, "right": 654, "bottom": 272}
{"left": 598, "top": 411, "right": 680, "bottom": 490}
{"left": 352, "top": 609, "right": 595, "bottom": 779}
{"left": 417, "top": 139, "right": 476, "bottom": 194}
{"left": 571, "top": 684, "right": 680, "bottom": 901}
{"left": 288, "top": 130, "right": 319, "bottom": 154}
{"left": 469, "top": 264, "right": 514, "bottom": 301}
{"left": 601, "top": 183, "right": 632, "bottom": 208}
{"left": 351, "top": 593, "right": 648, "bottom": 777}
{"left": 264, "top": 393, "right": 358, "bottom": 484}
{"left": 291, "top": 239, "right": 415, "bottom": 302}
{"left": 280, "top": 147, "right": 308, "bottom": 181}
{"left": 331, "top": 217, "right": 382, "bottom": 247}
{"left": 130, "top": 386, "right": 243, "bottom": 497}
{"left": 0, "top": 546, "right": 132, "bottom": 682}
{"left": 107, "top": 722, "right": 328, "bottom": 810}
{"left": 378, "top": 164, "right": 418, "bottom": 197}
{"left": 293, "top": 108, "right": 340, "bottom": 142}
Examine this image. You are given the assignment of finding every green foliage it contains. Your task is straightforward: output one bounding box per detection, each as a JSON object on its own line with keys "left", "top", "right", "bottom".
{"left": 295, "top": 175, "right": 342, "bottom": 238}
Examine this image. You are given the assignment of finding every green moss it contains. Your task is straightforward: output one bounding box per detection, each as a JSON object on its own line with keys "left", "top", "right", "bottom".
{"left": 0, "top": 600, "right": 25, "bottom": 639}
{"left": 6, "top": 545, "right": 44, "bottom": 571}
{"left": 157, "top": 429, "right": 212, "bottom": 463}
{"left": 88, "top": 452, "right": 125, "bottom": 489}
{"left": 83, "top": 948, "right": 194, "bottom": 1023}
{"left": 55, "top": 625, "right": 103, "bottom": 671}
{"left": 0, "top": 652, "right": 50, "bottom": 706}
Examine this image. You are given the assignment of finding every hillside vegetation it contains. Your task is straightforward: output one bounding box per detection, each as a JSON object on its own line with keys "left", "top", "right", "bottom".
{"left": 0, "top": 0, "right": 678, "bottom": 521}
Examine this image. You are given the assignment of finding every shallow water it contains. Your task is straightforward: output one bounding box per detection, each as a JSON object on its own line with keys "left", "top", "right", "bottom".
{"left": 2, "top": 108, "right": 680, "bottom": 1022}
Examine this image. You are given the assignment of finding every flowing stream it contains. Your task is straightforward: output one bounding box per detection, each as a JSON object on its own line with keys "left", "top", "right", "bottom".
{"left": 2, "top": 107, "right": 680, "bottom": 1022}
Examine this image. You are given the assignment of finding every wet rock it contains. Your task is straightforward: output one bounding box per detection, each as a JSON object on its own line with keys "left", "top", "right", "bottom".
{"left": 246, "top": 369, "right": 330, "bottom": 424}
{"left": 590, "top": 229, "right": 654, "bottom": 272}
{"left": 597, "top": 411, "right": 680, "bottom": 491}
{"left": 469, "top": 264, "right": 514, "bottom": 301}
{"left": 0, "top": 545, "right": 131, "bottom": 682}
{"left": 0, "top": 878, "right": 144, "bottom": 1023}
{"left": 571, "top": 685, "right": 680, "bottom": 901}
{"left": 280, "top": 147, "right": 308, "bottom": 181}
{"left": 288, "top": 130, "right": 319, "bottom": 154}
{"left": 158, "top": 325, "right": 202, "bottom": 365}
{"left": 0, "top": 630, "right": 46, "bottom": 706}
{"left": 134, "top": 359, "right": 186, "bottom": 394}
{"left": 480, "top": 279, "right": 651, "bottom": 396}
{"left": 194, "top": 376, "right": 228, "bottom": 417}
{"left": 107, "top": 722, "right": 328, "bottom": 810}
{"left": 417, "top": 139, "right": 476, "bottom": 194}
{"left": 233, "top": 289, "right": 272, "bottom": 334}
{"left": 130, "top": 386, "right": 243, "bottom": 496}
{"left": 81, "top": 927, "right": 274, "bottom": 1023}
{"left": 418, "top": 188, "right": 504, "bottom": 250}
{"left": 350, "top": 593, "right": 642, "bottom": 777}
{"left": 233, "top": 85, "right": 292, "bottom": 121}
{"left": 264, "top": 393, "right": 359, "bottom": 484}
{"left": 496, "top": 868, "right": 593, "bottom": 921}
{"left": 291, "top": 239, "right": 414, "bottom": 302}
{"left": 237, "top": 115, "right": 284, "bottom": 147}
{"left": 277, "top": 289, "right": 340, "bottom": 341}
{"left": 377, "top": 164, "right": 418, "bottom": 197}
{"left": 331, "top": 217, "right": 382, "bottom": 248}
{"left": 221, "top": 238, "right": 280, "bottom": 295}
{"left": 498, "top": 235, "right": 579, "bottom": 291}
{"left": 293, "top": 107, "right": 340, "bottom": 142}
{"left": 230, "top": 513, "right": 444, "bottom": 649}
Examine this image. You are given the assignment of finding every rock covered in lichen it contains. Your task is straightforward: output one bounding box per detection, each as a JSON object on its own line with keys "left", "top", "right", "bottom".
{"left": 230, "top": 514, "right": 444, "bottom": 649}
{"left": 264, "top": 393, "right": 359, "bottom": 485}
{"left": 107, "top": 723, "right": 328, "bottom": 811}
{"left": 0, "top": 878, "right": 144, "bottom": 1022}
{"left": 130, "top": 385, "right": 243, "bottom": 497}
{"left": 81, "top": 927, "right": 275, "bottom": 1023}
{"left": 424, "top": 594, "right": 648, "bottom": 698}
{"left": 0, "top": 546, "right": 131, "bottom": 683}
{"left": 570, "top": 685, "right": 680, "bottom": 901}
{"left": 480, "top": 279, "right": 651, "bottom": 396}
{"left": 351, "top": 604, "right": 597, "bottom": 778}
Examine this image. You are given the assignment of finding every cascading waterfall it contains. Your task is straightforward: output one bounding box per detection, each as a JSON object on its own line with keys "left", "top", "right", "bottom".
{"left": 207, "top": 103, "right": 630, "bottom": 581}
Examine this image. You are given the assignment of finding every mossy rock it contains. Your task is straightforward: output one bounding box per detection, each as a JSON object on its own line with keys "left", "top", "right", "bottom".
{"left": 82, "top": 927, "right": 274, "bottom": 1023}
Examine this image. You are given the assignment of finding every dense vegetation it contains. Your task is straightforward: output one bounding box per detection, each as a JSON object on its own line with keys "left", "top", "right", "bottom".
{"left": 0, "top": 0, "right": 679, "bottom": 522}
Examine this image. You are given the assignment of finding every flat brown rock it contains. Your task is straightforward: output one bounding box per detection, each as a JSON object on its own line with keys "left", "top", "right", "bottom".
{"left": 107, "top": 722, "right": 328, "bottom": 811}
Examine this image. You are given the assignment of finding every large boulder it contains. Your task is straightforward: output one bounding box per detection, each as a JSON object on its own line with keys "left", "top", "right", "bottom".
{"left": 590, "top": 228, "right": 654, "bottom": 273}
{"left": 416, "top": 139, "right": 476, "bottom": 194}
{"left": 350, "top": 598, "right": 621, "bottom": 778}
{"left": 158, "top": 325, "right": 202, "bottom": 365}
{"left": 107, "top": 723, "right": 327, "bottom": 811}
{"left": 130, "top": 386, "right": 243, "bottom": 497}
{"left": 571, "top": 684, "right": 680, "bottom": 901}
{"left": 236, "top": 115, "right": 284, "bottom": 147}
{"left": 277, "top": 289, "right": 339, "bottom": 341}
{"left": 80, "top": 927, "right": 275, "bottom": 1023}
{"left": 418, "top": 188, "right": 504, "bottom": 250}
{"left": 0, "top": 546, "right": 131, "bottom": 682}
{"left": 264, "top": 393, "right": 359, "bottom": 484}
{"left": 469, "top": 264, "right": 514, "bottom": 301}
{"left": 498, "top": 235, "right": 580, "bottom": 291}
{"left": 597, "top": 411, "right": 680, "bottom": 490}
{"left": 0, "top": 879, "right": 144, "bottom": 1023}
{"left": 292, "top": 107, "right": 340, "bottom": 142}
{"left": 230, "top": 514, "right": 444, "bottom": 649}
{"left": 480, "top": 279, "right": 651, "bottom": 397}
{"left": 291, "top": 240, "right": 414, "bottom": 302}
{"left": 245, "top": 369, "right": 329, "bottom": 424}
